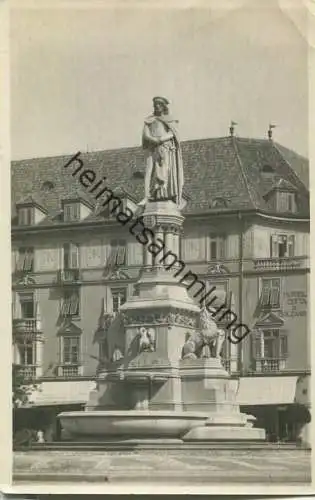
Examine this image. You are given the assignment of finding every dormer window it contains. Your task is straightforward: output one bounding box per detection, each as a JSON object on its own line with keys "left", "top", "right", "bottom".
{"left": 261, "top": 164, "right": 275, "bottom": 174}
{"left": 16, "top": 196, "right": 47, "bottom": 226}
{"left": 277, "top": 191, "right": 296, "bottom": 213}
{"left": 62, "top": 198, "right": 93, "bottom": 222}
{"left": 41, "top": 181, "right": 55, "bottom": 193}
{"left": 18, "top": 207, "right": 34, "bottom": 226}
{"left": 211, "top": 197, "right": 229, "bottom": 208}
{"left": 63, "top": 202, "right": 80, "bottom": 222}
{"left": 264, "top": 178, "right": 298, "bottom": 214}
{"left": 132, "top": 170, "right": 145, "bottom": 180}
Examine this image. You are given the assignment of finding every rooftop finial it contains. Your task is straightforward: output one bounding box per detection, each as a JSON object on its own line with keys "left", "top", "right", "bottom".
{"left": 268, "top": 124, "right": 276, "bottom": 140}
{"left": 230, "top": 121, "right": 237, "bottom": 137}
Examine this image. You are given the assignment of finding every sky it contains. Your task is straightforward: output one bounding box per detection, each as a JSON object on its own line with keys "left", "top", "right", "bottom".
{"left": 10, "top": 0, "right": 309, "bottom": 160}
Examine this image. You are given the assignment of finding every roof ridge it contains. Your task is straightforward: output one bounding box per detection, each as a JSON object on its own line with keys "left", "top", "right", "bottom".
{"left": 274, "top": 141, "right": 308, "bottom": 161}
{"left": 10, "top": 137, "right": 236, "bottom": 164}
{"left": 231, "top": 137, "right": 258, "bottom": 210}
{"left": 12, "top": 136, "right": 307, "bottom": 164}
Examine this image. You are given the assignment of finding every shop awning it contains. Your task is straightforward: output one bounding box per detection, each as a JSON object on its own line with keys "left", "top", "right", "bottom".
{"left": 28, "top": 380, "right": 96, "bottom": 407}
{"left": 236, "top": 376, "right": 298, "bottom": 406}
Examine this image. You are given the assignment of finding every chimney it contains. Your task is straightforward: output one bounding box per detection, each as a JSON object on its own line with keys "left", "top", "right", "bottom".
{"left": 268, "top": 124, "right": 276, "bottom": 140}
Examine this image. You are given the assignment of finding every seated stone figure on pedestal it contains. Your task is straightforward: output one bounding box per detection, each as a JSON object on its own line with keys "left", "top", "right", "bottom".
{"left": 139, "top": 96, "right": 185, "bottom": 209}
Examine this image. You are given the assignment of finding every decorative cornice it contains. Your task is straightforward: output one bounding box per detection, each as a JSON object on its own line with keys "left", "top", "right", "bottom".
{"left": 207, "top": 263, "right": 230, "bottom": 275}
{"left": 13, "top": 273, "right": 36, "bottom": 286}
{"left": 57, "top": 320, "right": 83, "bottom": 336}
{"left": 105, "top": 268, "right": 131, "bottom": 281}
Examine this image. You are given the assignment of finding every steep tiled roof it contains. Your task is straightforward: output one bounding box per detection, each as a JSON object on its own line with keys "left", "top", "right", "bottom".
{"left": 11, "top": 136, "right": 309, "bottom": 225}
{"left": 274, "top": 143, "right": 309, "bottom": 189}
{"left": 15, "top": 194, "right": 47, "bottom": 212}
{"left": 271, "top": 178, "right": 297, "bottom": 192}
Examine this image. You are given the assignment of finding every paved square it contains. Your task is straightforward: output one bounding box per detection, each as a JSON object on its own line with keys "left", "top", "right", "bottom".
{"left": 13, "top": 449, "right": 311, "bottom": 484}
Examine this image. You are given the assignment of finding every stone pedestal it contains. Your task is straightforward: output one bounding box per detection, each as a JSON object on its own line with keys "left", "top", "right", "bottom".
{"left": 179, "top": 357, "right": 265, "bottom": 441}
{"left": 180, "top": 357, "right": 236, "bottom": 413}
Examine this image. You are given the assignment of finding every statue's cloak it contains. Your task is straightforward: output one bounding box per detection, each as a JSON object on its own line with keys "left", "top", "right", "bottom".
{"left": 142, "top": 114, "right": 184, "bottom": 208}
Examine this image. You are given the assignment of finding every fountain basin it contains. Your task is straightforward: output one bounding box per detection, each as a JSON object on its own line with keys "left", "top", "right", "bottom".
{"left": 58, "top": 410, "right": 209, "bottom": 440}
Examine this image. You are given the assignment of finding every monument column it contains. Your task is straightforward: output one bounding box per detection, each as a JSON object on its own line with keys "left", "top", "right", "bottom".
{"left": 164, "top": 227, "right": 174, "bottom": 267}
{"left": 173, "top": 227, "right": 180, "bottom": 257}
{"left": 154, "top": 224, "right": 164, "bottom": 268}
{"left": 144, "top": 234, "right": 153, "bottom": 267}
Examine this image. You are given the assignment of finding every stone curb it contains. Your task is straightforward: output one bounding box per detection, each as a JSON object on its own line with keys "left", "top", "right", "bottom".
{"left": 13, "top": 472, "right": 311, "bottom": 484}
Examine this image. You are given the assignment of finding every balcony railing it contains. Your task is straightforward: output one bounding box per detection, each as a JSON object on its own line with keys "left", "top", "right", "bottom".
{"left": 253, "top": 256, "right": 309, "bottom": 272}
{"left": 13, "top": 318, "right": 40, "bottom": 335}
{"left": 254, "top": 358, "right": 286, "bottom": 373}
{"left": 58, "top": 268, "right": 81, "bottom": 284}
{"left": 59, "top": 365, "right": 80, "bottom": 377}
{"left": 17, "top": 365, "right": 37, "bottom": 380}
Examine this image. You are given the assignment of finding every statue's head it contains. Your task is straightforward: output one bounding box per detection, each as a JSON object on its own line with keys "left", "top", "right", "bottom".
{"left": 153, "top": 96, "right": 169, "bottom": 116}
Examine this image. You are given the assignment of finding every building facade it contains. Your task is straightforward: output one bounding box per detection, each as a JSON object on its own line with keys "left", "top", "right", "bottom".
{"left": 11, "top": 135, "right": 310, "bottom": 443}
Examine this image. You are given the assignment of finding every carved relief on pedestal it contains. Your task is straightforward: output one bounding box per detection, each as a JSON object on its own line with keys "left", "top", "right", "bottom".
{"left": 138, "top": 326, "right": 156, "bottom": 353}
{"left": 122, "top": 308, "right": 198, "bottom": 329}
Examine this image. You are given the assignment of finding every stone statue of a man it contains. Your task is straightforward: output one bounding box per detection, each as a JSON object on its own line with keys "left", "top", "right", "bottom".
{"left": 140, "top": 97, "right": 185, "bottom": 209}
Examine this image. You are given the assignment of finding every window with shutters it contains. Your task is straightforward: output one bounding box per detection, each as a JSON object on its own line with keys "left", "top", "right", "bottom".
{"left": 260, "top": 278, "right": 280, "bottom": 309}
{"left": 108, "top": 240, "right": 127, "bottom": 266}
{"left": 252, "top": 329, "right": 288, "bottom": 372}
{"left": 111, "top": 288, "right": 127, "bottom": 313}
{"left": 114, "top": 240, "right": 127, "bottom": 266}
{"left": 63, "top": 202, "right": 80, "bottom": 222}
{"left": 63, "top": 242, "right": 80, "bottom": 269}
{"left": 18, "top": 207, "right": 34, "bottom": 226}
{"left": 61, "top": 289, "right": 80, "bottom": 317}
{"left": 19, "top": 292, "right": 35, "bottom": 319}
{"left": 17, "top": 247, "right": 34, "bottom": 273}
{"left": 209, "top": 234, "right": 226, "bottom": 260}
{"left": 270, "top": 234, "right": 295, "bottom": 258}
